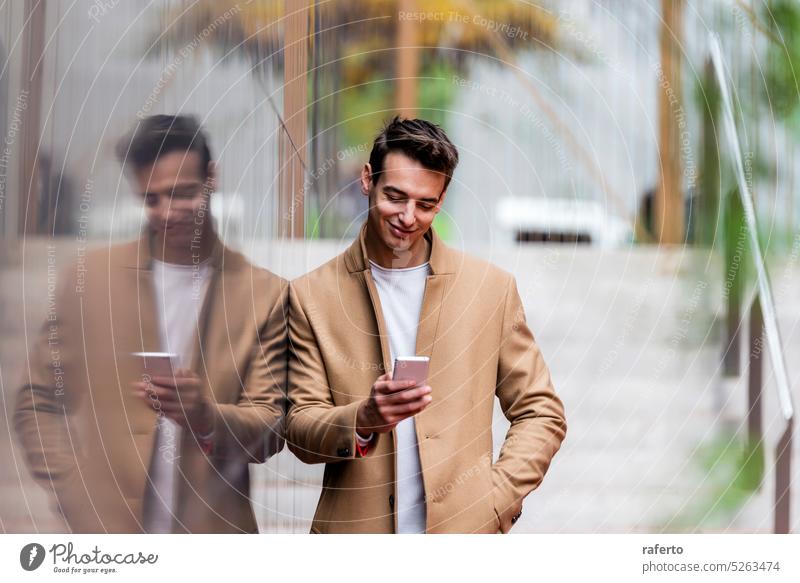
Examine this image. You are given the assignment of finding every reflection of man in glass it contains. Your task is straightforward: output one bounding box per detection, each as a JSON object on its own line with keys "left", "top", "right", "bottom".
{"left": 15, "top": 115, "right": 287, "bottom": 533}
{"left": 287, "top": 117, "right": 566, "bottom": 533}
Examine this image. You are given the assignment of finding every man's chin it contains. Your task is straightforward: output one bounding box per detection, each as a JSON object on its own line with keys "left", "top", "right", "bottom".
{"left": 155, "top": 230, "right": 194, "bottom": 249}
{"left": 384, "top": 235, "right": 413, "bottom": 252}
{"left": 384, "top": 226, "right": 416, "bottom": 246}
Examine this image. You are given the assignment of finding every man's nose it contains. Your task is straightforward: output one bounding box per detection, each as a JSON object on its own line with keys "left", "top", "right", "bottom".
{"left": 156, "top": 198, "right": 174, "bottom": 220}
{"left": 155, "top": 197, "right": 181, "bottom": 223}
{"left": 398, "top": 201, "right": 416, "bottom": 226}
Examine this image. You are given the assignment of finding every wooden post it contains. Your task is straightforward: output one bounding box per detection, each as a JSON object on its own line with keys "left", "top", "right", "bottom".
{"left": 396, "top": 0, "right": 419, "bottom": 117}
{"left": 18, "top": 0, "right": 46, "bottom": 236}
{"left": 745, "top": 296, "right": 765, "bottom": 490}
{"left": 698, "top": 58, "right": 720, "bottom": 247}
{"left": 280, "top": 0, "right": 311, "bottom": 239}
{"left": 774, "top": 420, "right": 792, "bottom": 533}
{"left": 655, "top": 0, "right": 685, "bottom": 244}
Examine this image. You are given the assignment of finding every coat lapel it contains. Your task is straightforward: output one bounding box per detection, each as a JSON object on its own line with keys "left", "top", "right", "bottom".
{"left": 188, "top": 235, "right": 226, "bottom": 387}
{"left": 362, "top": 269, "right": 393, "bottom": 375}
{"left": 105, "top": 235, "right": 161, "bottom": 492}
{"left": 116, "top": 235, "right": 160, "bottom": 437}
{"left": 412, "top": 278, "right": 453, "bottom": 435}
{"left": 414, "top": 275, "right": 448, "bottom": 369}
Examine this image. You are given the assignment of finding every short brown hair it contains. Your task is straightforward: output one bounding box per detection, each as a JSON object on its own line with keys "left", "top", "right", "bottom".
{"left": 368, "top": 116, "right": 459, "bottom": 191}
{"left": 116, "top": 114, "right": 212, "bottom": 179}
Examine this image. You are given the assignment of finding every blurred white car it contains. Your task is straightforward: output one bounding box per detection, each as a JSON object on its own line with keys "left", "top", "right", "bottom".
{"left": 496, "top": 196, "right": 632, "bottom": 248}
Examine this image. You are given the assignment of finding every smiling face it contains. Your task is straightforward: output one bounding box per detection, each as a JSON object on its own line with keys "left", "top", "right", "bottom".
{"left": 133, "top": 150, "right": 214, "bottom": 260}
{"left": 361, "top": 151, "right": 447, "bottom": 261}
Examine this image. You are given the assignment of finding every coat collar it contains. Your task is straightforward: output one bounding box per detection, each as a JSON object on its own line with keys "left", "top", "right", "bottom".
{"left": 343, "top": 221, "right": 456, "bottom": 275}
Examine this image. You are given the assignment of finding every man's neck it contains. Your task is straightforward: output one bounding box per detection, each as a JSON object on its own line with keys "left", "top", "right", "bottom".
{"left": 364, "top": 223, "right": 431, "bottom": 269}
{"left": 151, "top": 230, "right": 214, "bottom": 266}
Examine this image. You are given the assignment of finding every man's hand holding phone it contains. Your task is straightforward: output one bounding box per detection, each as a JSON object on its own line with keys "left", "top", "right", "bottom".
{"left": 131, "top": 353, "right": 214, "bottom": 435}
{"left": 355, "top": 357, "right": 432, "bottom": 438}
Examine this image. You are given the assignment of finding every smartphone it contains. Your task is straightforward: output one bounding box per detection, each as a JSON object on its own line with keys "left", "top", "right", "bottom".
{"left": 392, "top": 356, "right": 430, "bottom": 387}
{"left": 132, "top": 352, "right": 177, "bottom": 378}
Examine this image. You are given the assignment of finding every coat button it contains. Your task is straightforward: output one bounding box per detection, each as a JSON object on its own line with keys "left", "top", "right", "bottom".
{"left": 337, "top": 447, "right": 351, "bottom": 457}
{"left": 389, "top": 494, "right": 395, "bottom": 509}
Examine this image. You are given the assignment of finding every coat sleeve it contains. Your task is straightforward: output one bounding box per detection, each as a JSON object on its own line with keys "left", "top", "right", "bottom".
{"left": 14, "top": 262, "right": 92, "bottom": 527}
{"left": 285, "top": 282, "right": 380, "bottom": 464}
{"left": 492, "top": 275, "right": 567, "bottom": 532}
{"left": 207, "top": 278, "right": 289, "bottom": 463}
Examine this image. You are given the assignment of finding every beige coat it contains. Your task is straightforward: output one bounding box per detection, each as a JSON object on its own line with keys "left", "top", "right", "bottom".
{"left": 287, "top": 223, "right": 567, "bottom": 533}
{"left": 14, "top": 231, "right": 287, "bottom": 533}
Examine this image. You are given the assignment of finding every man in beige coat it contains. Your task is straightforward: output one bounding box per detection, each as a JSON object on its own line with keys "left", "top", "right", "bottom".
{"left": 15, "top": 115, "right": 287, "bottom": 533}
{"left": 287, "top": 117, "right": 566, "bottom": 533}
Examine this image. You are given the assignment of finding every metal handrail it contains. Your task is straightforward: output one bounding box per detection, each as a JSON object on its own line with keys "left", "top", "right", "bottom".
{"left": 709, "top": 32, "right": 795, "bottom": 533}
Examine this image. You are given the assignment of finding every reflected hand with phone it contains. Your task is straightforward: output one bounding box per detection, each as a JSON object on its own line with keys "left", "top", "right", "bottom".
{"left": 132, "top": 368, "right": 214, "bottom": 435}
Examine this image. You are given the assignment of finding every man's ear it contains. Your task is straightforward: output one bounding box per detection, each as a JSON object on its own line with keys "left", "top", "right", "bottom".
{"left": 204, "top": 161, "right": 217, "bottom": 194}
{"left": 360, "top": 163, "right": 373, "bottom": 196}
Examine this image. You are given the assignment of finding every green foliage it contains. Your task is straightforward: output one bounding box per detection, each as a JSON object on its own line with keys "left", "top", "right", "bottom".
{"left": 432, "top": 212, "right": 455, "bottom": 242}
{"left": 417, "top": 61, "right": 460, "bottom": 128}
{"left": 693, "top": 62, "right": 723, "bottom": 247}
{"left": 658, "top": 429, "right": 764, "bottom": 532}
{"left": 763, "top": 0, "right": 800, "bottom": 123}
{"left": 339, "top": 79, "right": 394, "bottom": 157}
{"left": 339, "top": 60, "right": 461, "bottom": 153}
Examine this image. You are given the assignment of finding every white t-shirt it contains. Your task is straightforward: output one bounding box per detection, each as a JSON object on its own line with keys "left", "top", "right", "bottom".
{"left": 142, "top": 257, "right": 212, "bottom": 533}
{"left": 368, "top": 259, "right": 430, "bottom": 534}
